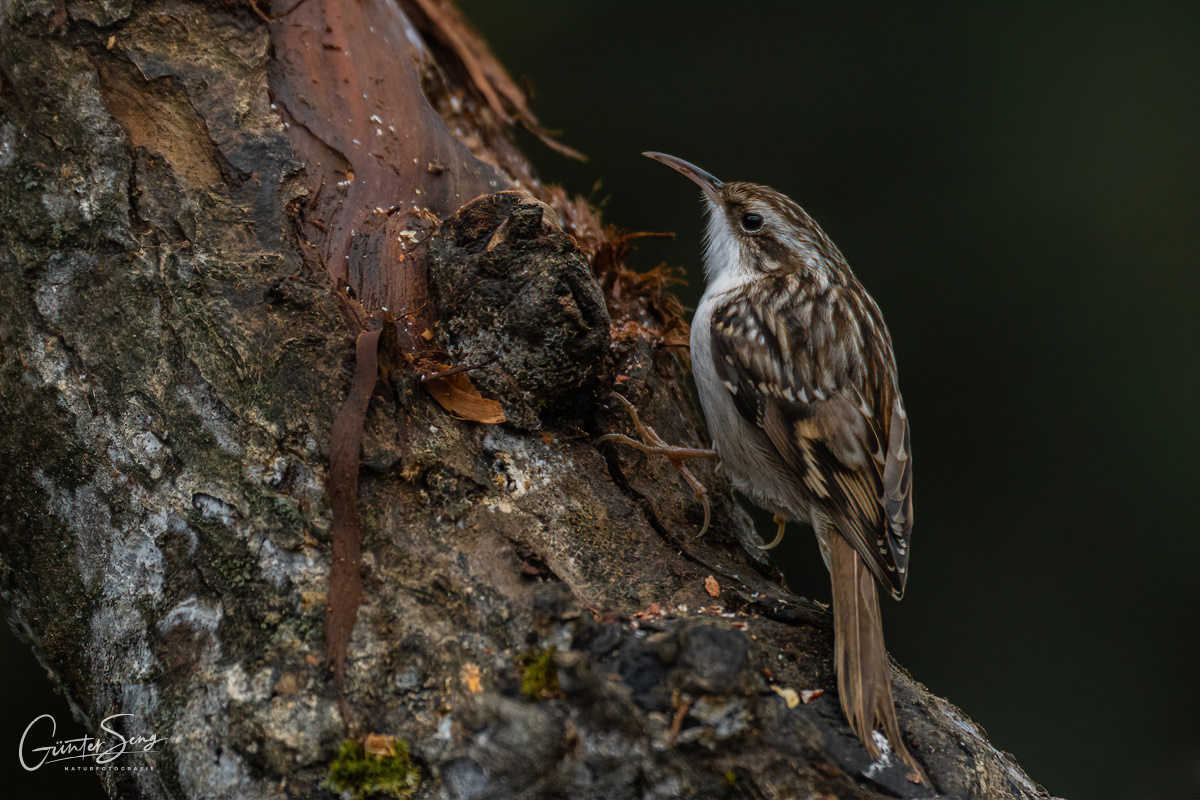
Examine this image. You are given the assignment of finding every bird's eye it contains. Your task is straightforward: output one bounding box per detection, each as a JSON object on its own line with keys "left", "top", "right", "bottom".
{"left": 740, "top": 213, "right": 764, "bottom": 232}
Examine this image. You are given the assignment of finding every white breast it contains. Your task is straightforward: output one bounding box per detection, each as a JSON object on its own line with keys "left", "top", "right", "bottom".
{"left": 691, "top": 201, "right": 815, "bottom": 524}
{"left": 692, "top": 287, "right": 797, "bottom": 517}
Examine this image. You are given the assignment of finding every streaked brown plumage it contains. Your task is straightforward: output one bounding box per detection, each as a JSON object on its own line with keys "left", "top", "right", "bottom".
{"left": 644, "top": 152, "right": 921, "bottom": 779}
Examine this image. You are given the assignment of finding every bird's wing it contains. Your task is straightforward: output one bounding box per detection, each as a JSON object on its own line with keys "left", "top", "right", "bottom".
{"left": 709, "top": 286, "right": 912, "bottom": 598}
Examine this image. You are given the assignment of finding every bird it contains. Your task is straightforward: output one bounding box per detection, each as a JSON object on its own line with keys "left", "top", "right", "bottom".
{"left": 633, "top": 151, "right": 922, "bottom": 779}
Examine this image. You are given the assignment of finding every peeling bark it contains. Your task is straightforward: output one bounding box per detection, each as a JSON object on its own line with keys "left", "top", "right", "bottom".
{"left": 0, "top": 1, "right": 1048, "bottom": 798}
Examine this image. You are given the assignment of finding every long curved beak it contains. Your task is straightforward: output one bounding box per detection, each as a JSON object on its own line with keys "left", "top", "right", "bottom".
{"left": 643, "top": 152, "right": 723, "bottom": 202}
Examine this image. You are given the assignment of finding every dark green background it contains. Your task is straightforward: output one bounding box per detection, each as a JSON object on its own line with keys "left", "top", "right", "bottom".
{"left": 3, "top": 2, "right": 1195, "bottom": 799}
{"left": 456, "top": 1, "right": 1197, "bottom": 798}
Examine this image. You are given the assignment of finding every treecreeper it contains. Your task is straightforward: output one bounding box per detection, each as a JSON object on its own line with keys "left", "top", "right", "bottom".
{"left": 609, "top": 152, "right": 924, "bottom": 781}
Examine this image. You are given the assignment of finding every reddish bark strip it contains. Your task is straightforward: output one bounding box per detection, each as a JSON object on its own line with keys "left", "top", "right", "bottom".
{"left": 326, "top": 325, "right": 383, "bottom": 721}
{"left": 268, "top": 0, "right": 520, "bottom": 721}
{"left": 268, "top": 0, "right": 506, "bottom": 296}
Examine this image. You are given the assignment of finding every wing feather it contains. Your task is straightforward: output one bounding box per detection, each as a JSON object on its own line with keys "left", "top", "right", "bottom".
{"left": 709, "top": 285, "right": 912, "bottom": 597}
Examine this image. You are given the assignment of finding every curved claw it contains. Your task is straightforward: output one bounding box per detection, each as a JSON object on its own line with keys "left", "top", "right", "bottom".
{"left": 696, "top": 493, "right": 711, "bottom": 538}
{"left": 757, "top": 512, "right": 788, "bottom": 550}
{"left": 599, "top": 393, "right": 717, "bottom": 537}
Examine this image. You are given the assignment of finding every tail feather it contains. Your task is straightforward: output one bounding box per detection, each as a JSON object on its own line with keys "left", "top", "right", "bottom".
{"left": 829, "top": 533, "right": 926, "bottom": 783}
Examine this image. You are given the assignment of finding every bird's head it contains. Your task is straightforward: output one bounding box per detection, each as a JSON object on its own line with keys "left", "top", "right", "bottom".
{"left": 644, "top": 151, "right": 844, "bottom": 291}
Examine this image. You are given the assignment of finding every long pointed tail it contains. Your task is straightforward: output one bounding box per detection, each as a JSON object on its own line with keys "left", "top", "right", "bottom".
{"left": 829, "top": 533, "right": 926, "bottom": 782}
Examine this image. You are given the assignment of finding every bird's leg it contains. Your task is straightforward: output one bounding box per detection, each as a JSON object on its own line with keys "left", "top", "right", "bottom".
{"left": 759, "top": 512, "right": 788, "bottom": 550}
{"left": 598, "top": 393, "right": 718, "bottom": 535}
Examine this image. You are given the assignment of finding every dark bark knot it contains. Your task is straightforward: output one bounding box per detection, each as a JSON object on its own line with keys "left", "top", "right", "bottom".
{"left": 427, "top": 191, "right": 612, "bottom": 428}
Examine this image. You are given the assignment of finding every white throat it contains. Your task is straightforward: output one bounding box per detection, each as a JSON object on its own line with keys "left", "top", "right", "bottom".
{"left": 701, "top": 199, "right": 755, "bottom": 298}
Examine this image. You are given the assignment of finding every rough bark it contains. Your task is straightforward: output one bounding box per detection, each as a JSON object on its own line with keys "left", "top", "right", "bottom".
{"left": 0, "top": 1, "right": 1048, "bottom": 798}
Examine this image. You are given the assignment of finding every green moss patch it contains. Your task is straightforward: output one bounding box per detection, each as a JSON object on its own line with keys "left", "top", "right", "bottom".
{"left": 326, "top": 736, "right": 419, "bottom": 799}
{"left": 518, "top": 647, "right": 560, "bottom": 700}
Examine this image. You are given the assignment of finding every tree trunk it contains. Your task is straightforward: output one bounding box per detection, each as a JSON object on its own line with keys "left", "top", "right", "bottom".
{"left": 0, "top": 1, "right": 1048, "bottom": 798}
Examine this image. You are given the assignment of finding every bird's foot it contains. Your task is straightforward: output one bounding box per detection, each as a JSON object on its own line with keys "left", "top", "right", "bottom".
{"left": 597, "top": 393, "right": 717, "bottom": 535}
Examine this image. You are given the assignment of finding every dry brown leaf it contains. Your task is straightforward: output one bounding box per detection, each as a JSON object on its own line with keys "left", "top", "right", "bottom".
{"left": 363, "top": 733, "right": 397, "bottom": 757}
{"left": 771, "top": 685, "right": 800, "bottom": 708}
{"left": 800, "top": 688, "right": 825, "bottom": 704}
{"left": 461, "top": 663, "right": 482, "bottom": 694}
{"left": 426, "top": 370, "right": 505, "bottom": 424}
{"left": 704, "top": 575, "right": 720, "bottom": 598}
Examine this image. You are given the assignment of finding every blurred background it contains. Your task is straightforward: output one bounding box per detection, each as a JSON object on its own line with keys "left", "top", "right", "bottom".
{"left": 3, "top": 2, "right": 1195, "bottom": 798}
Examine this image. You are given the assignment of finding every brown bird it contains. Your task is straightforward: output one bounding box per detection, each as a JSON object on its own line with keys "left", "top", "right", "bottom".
{"left": 637, "top": 152, "right": 922, "bottom": 779}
